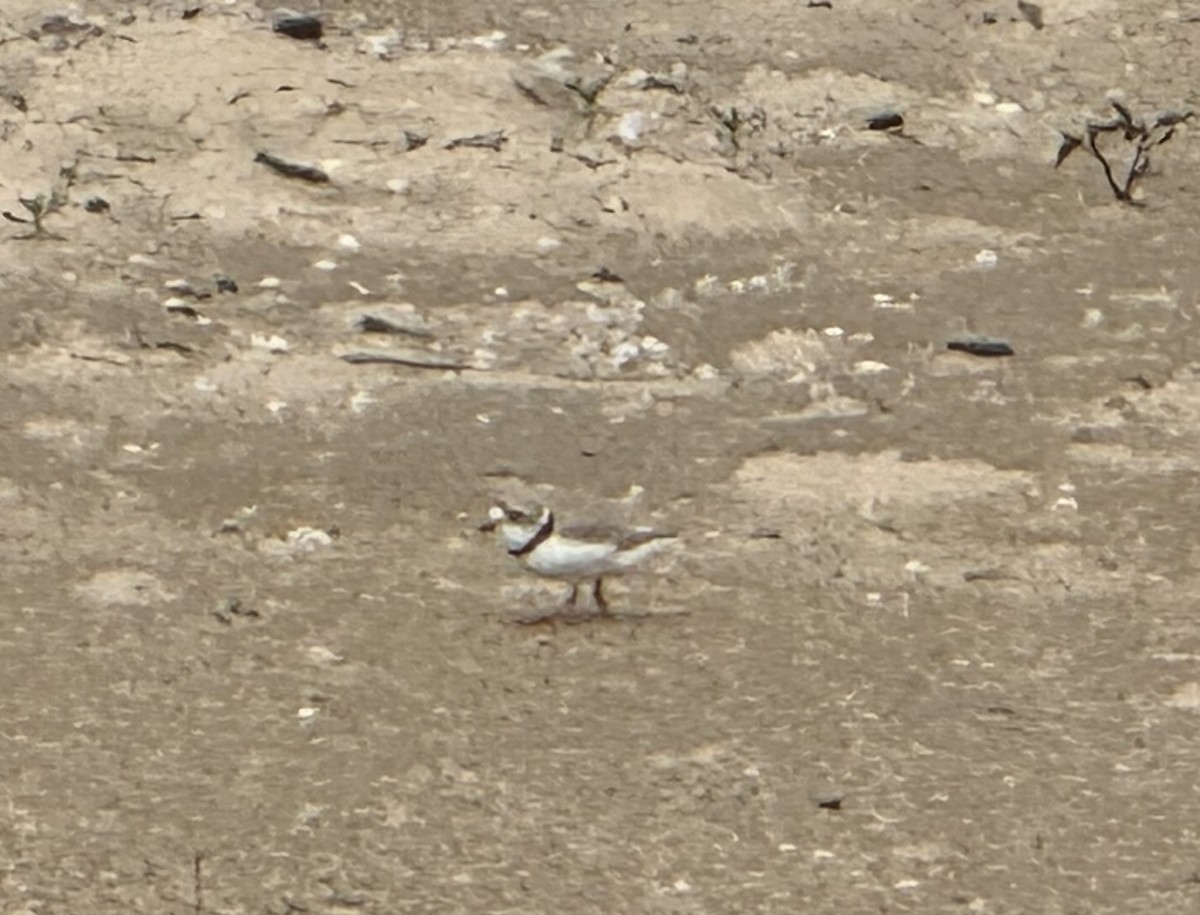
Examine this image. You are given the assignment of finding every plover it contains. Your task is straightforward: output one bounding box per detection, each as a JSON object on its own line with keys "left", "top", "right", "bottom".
{"left": 479, "top": 502, "right": 678, "bottom": 612}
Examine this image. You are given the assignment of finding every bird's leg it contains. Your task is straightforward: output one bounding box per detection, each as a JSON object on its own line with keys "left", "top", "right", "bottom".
{"left": 567, "top": 583, "right": 579, "bottom": 607}
{"left": 592, "top": 578, "right": 609, "bottom": 613}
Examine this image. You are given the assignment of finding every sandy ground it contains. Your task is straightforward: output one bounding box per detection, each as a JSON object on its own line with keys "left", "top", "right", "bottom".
{"left": 5, "top": 0, "right": 1200, "bottom": 912}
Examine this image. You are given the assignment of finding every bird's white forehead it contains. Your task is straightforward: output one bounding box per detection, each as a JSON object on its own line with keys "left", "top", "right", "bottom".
{"left": 488, "top": 505, "right": 506, "bottom": 521}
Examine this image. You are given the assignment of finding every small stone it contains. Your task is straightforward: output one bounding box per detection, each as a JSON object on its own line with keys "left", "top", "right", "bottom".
{"left": 363, "top": 30, "right": 404, "bottom": 59}
{"left": 306, "top": 645, "right": 345, "bottom": 665}
{"left": 865, "top": 110, "right": 904, "bottom": 131}
{"left": 274, "top": 15, "right": 323, "bottom": 41}
{"left": 164, "top": 278, "right": 199, "bottom": 295}
{"left": 471, "top": 30, "right": 507, "bottom": 50}
{"left": 974, "top": 249, "right": 998, "bottom": 269}
{"left": 397, "top": 130, "right": 428, "bottom": 152}
{"left": 286, "top": 527, "right": 335, "bottom": 551}
{"left": 162, "top": 298, "right": 202, "bottom": 320}
{"left": 1017, "top": 1, "right": 1044, "bottom": 30}
{"left": 351, "top": 305, "right": 434, "bottom": 338}
{"left": 616, "top": 111, "right": 645, "bottom": 144}
{"left": 212, "top": 596, "right": 259, "bottom": 624}
{"left": 809, "top": 785, "right": 845, "bottom": 810}
{"left": 251, "top": 333, "right": 290, "bottom": 353}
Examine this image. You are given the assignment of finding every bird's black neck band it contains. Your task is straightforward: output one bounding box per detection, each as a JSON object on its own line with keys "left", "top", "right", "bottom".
{"left": 510, "top": 512, "right": 554, "bottom": 556}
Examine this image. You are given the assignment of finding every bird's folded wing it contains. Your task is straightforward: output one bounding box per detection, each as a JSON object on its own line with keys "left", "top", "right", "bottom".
{"left": 554, "top": 521, "right": 671, "bottom": 546}
{"left": 617, "top": 529, "right": 678, "bottom": 550}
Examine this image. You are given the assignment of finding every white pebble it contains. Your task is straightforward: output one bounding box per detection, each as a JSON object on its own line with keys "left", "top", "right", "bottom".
{"left": 471, "top": 30, "right": 507, "bottom": 50}
{"left": 854, "top": 360, "right": 890, "bottom": 375}
{"left": 617, "top": 111, "right": 645, "bottom": 143}
{"left": 287, "top": 527, "right": 334, "bottom": 551}
{"left": 251, "top": 333, "right": 290, "bottom": 353}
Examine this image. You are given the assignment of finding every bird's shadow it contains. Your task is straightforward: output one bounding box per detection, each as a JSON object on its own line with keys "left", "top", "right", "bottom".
{"left": 504, "top": 603, "right": 689, "bottom": 626}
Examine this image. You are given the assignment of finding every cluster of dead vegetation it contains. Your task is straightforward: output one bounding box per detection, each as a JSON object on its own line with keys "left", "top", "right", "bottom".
{"left": 1055, "top": 101, "right": 1193, "bottom": 204}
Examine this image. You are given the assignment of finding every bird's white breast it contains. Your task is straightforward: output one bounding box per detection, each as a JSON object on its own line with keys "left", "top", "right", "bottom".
{"left": 524, "top": 535, "right": 617, "bottom": 579}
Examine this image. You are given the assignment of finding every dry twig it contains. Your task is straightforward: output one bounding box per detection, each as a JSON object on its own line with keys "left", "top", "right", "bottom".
{"left": 1056, "top": 101, "right": 1193, "bottom": 203}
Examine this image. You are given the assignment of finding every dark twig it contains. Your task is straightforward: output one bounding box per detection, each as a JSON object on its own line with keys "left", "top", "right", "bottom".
{"left": 193, "top": 852, "right": 204, "bottom": 914}
{"left": 1058, "top": 101, "right": 1193, "bottom": 203}
{"left": 254, "top": 151, "right": 330, "bottom": 183}
{"left": 443, "top": 130, "right": 507, "bottom": 151}
{"left": 1053, "top": 132, "right": 1081, "bottom": 168}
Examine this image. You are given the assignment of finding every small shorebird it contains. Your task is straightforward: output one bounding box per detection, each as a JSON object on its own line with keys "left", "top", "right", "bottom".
{"left": 479, "top": 502, "right": 678, "bottom": 612}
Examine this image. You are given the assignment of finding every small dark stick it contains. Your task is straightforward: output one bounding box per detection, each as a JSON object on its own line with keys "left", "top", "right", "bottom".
{"left": 254, "top": 151, "right": 329, "bottom": 184}
{"left": 444, "top": 130, "right": 508, "bottom": 151}
{"left": 193, "top": 852, "right": 204, "bottom": 914}
{"left": 590, "top": 266, "right": 624, "bottom": 283}
{"left": 1053, "top": 133, "right": 1081, "bottom": 168}
{"left": 947, "top": 339, "right": 1014, "bottom": 357}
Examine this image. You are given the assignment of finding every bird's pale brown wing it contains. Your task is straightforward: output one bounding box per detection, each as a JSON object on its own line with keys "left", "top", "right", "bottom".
{"left": 616, "top": 529, "right": 678, "bottom": 551}
{"left": 557, "top": 521, "right": 676, "bottom": 548}
{"left": 557, "top": 521, "right": 631, "bottom": 544}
